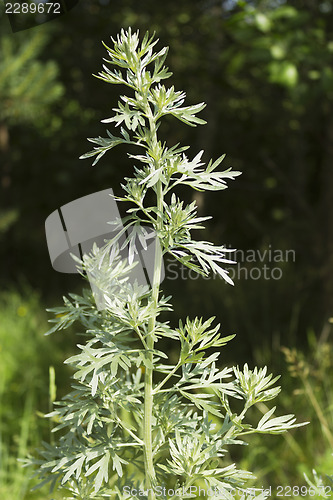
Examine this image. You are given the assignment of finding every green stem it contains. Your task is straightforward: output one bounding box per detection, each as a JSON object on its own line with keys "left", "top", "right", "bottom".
{"left": 153, "top": 361, "right": 182, "bottom": 394}
{"left": 142, "top": 99, "right": 164, "bottom": 495}
{"left": 116, "top": 417, "right": 144, "bottom": 446}
{"left": 143, "top": 185, "right": 163, "bottom": 498}
{"left": 139, "top": 89, "right": 165, "bottom": 498}
{"left": 143, "top": 318, "right": 157, "bottom": 497}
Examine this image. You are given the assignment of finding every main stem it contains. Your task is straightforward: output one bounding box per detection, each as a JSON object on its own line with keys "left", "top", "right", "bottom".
{"left": 143, "top": 117, "right": 163, "bottom": 498}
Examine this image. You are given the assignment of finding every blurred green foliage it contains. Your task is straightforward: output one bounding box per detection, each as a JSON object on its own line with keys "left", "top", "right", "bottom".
{"left": 0, "top": 287, "right": 72, "bottom": 499}
{"left": 238, "top": 326, "right": 333, "bottom": 494}
{"left": 0, "top": 30, "right": 64, "bottom": 126}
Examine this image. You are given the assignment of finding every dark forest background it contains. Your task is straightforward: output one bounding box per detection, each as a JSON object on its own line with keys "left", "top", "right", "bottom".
{"left": 1, "top": 1, "right": 333, "bottom": 496}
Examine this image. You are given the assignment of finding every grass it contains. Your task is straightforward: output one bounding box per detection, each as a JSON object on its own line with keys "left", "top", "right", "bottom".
{"left": 0, "top": 286, "right": 69, "bottom": 499}
{"left": 0, "top": 285, "right": 332, "bottom": 498}
{"left": 238, "top": 322, "right": 333, "bottom": 497}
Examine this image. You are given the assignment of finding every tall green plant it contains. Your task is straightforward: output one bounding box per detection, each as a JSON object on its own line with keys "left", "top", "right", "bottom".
{"left": 24, "top": 29, "right": 306, "bottom": 500}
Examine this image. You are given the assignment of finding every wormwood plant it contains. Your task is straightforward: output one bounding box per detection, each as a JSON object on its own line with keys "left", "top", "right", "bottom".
{"left": 25, "top": 29, "right": 306, "bottom": 500}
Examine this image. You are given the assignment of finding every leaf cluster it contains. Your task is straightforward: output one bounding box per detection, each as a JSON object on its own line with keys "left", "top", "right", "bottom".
{"left": 79, "top": 28, "right": 241, "bottom": 285}
{"left": 24, "top": 258, "right": 306, "bottom": 497}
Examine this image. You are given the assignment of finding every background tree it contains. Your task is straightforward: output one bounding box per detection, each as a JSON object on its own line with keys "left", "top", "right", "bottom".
{"left": 0, "top": 28, "right": 63, "bottom": 281}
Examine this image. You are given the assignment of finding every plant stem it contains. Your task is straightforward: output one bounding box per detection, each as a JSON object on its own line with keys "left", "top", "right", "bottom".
{"left": 153, "top": 361, "right": 181, "bottom": 394}
{"left": 143, "top": 177, "right": 163, "bottom": 499}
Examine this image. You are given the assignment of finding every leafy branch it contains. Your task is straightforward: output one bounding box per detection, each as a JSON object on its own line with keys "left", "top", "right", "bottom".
{"left": 24, "top": 28, "right": 307, "bottom": 500}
